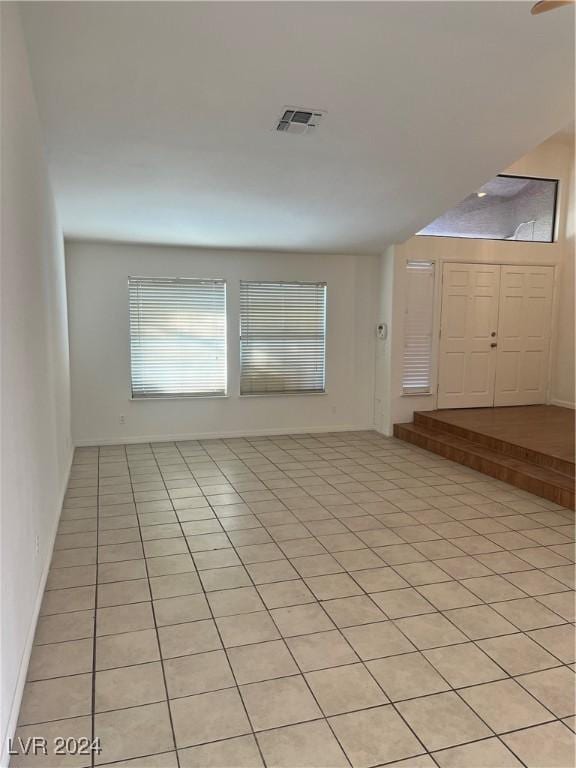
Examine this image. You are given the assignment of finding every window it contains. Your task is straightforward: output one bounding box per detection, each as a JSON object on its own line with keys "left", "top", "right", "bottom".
{"left": 240, "top": 281, "right": 326, "bottom": 395}
{"left": 129, "top": 277, "right": 226, "bottom": 398}
{"left": 417, "top": 175, "right": 558, "bottom": 243}
{"left": 402, "top": 261, "right": 435, "bottom": 395}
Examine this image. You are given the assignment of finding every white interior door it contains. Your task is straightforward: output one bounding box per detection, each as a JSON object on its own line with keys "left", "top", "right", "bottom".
{"left": 438, "top": 263, "right": 500, "bottom": 409}
{"left": 494, "top": 266, "right": 554, "bottom": 406}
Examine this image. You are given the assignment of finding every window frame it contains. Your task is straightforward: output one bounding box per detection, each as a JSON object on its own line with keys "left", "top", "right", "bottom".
{"left": 416, "top": 174, "right": 559, "bottom": 244}
{"left": 127, "top": 276, "right": 228, "bottom": 401}
{"left": 239, "top": 279, "right": 327, "bottom": 397}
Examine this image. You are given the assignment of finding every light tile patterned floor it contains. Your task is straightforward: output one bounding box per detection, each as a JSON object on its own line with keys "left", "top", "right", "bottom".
{"left": 13, "top": 431, "right": 576, "bottom": 768}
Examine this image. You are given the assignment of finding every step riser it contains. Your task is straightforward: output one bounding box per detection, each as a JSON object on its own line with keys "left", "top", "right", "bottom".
{"left": 394, "top": 424, "right": 575, "bottom": 509}
{"left": 414, "top": 412, "right": 574, "bottom": 479}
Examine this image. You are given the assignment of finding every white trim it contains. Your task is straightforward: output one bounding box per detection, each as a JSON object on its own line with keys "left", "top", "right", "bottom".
{"left": 419, "top": 252, "right": 562, "bottom": 268}
{"left": 1, "top": 450, "right": 74, "bottom": 768}
{"left": 542, "top": 262, "right": 561, "bottom": 407}
{"left": 549, "top": 398, "right": 576, "bottom": 409}
{"left": 73, "top": 424, "right": 376, "bottom": 447}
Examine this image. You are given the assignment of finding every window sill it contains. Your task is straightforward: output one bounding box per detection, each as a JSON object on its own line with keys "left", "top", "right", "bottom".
{"left": 129, "top": 392, "right": 328, "bottom": 400}
{"left": 240, "top": 391, "right": 327, "bottom": 398}
{"left": 130, "top": 394, "right": 229, "bottom": 401}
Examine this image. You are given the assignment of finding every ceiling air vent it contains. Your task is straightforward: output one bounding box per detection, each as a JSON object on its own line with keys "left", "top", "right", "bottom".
{"left": 275, "top": 107, "right": 325, "bottom": 135}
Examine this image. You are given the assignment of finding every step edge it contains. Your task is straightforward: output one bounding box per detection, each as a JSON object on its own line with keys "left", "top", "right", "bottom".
{"left": 412, "top": 412, "right": 575, "bottom": 479}
{"left": 394, "top": 425, "right": 574, "bottom": 508}
{"left": 394, "top": 423, "right": 575, "bottom": 492}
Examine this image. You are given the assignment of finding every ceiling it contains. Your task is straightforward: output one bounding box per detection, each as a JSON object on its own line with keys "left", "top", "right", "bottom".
{"left": 21, "top": 1, "right": 574, "bottom": 254}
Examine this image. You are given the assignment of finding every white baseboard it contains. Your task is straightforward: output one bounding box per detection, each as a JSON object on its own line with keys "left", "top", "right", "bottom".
{"left": 1, "top": 449, "right": 74, "bottom": 768}
{"left": 73, "top": 423, "right": 377, "bottom": 447}
{"left": 549, "top": 398, "right": 576, "bottom": 409}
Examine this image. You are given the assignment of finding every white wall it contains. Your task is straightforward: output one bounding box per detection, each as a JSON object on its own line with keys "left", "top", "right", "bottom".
{"left": 373, "top": 247, "right": 395, "bottom": 434}
{"left": 0, "top": 5, "right": 73, "bottom": 764}
{"left": 66, "top": 241, "right": 378, "bottom": 445}
{"left": 376, "top": 132, "right": 575, "bottom": 433}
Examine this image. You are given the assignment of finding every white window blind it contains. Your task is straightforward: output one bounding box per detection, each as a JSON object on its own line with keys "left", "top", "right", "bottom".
{"left": 402, "top": 261, "right": 435, "bottom": 395}
{"left": 240, "top": 281, "right": 326, "bottom": 395}
{"left": 129, "top": 277, "right": 226, "bottom": 398}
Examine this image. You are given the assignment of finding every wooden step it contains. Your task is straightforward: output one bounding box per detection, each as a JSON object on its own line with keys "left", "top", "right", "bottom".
{"left": 394, "top": 422, "right": 575, "bottom": 509}
{"left": 414, "top": 411, "right": 574, "bottom": 479}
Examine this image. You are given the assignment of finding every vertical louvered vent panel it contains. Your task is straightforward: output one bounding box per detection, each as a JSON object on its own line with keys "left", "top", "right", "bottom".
{"left": 402, "top": 261, "right": 435, "bottom": 394}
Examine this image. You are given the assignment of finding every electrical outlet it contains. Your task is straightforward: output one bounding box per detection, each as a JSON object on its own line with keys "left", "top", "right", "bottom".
{"left": 119, "top": 414, "right": 125, "bottom": 424}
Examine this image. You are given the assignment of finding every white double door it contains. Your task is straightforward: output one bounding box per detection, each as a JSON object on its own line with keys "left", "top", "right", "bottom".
{"left": 438, "top": 263, "right": 554, "bottom": 409}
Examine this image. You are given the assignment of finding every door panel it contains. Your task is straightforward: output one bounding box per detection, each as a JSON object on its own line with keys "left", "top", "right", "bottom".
{"left": 494, "top": 266, "right": 553, "bottom": 406}
{"left": 438, "top": 263, "right": 500, "bottom": 408}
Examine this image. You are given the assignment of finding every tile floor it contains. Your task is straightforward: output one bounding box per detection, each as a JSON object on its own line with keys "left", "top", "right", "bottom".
{"left": 13, "top": 431, "right": 575, "bottom": 768}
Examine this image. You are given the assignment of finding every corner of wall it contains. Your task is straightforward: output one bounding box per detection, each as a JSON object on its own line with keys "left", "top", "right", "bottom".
{"left": 373, "top": 246, "right": 396, "bottom": 435}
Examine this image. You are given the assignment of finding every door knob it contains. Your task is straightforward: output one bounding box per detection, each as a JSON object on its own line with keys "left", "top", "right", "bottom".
{"left": 490, "top": 343, "right": 498, "bottom": 348}
{"left": 491, "top": 332, "right": 497, "bottom": 337}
